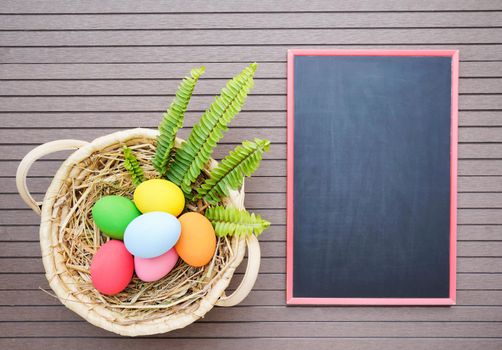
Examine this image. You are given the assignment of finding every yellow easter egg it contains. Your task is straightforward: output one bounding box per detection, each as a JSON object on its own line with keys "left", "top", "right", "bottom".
{"left": 133, "top": 179, "right": 185, "bottom": 216}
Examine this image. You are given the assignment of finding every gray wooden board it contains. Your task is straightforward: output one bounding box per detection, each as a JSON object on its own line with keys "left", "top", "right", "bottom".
{"left": 1, "top": 12, "right": 502, "bottom": 30}
{"left": 2, "top": 45, "right": 502, "bottom": 63}
{"left": 0, "top": 0, "right": 502, "bottom": 348}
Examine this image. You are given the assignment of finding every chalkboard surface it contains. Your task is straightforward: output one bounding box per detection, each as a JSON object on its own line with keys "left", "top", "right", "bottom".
{"left": 286, "top": 51, "right": 458, "bottom": 305}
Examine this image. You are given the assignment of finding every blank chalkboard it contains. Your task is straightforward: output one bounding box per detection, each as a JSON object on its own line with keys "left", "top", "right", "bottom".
{"left": 286, "top": 50, "right": 458, "bottom": 305}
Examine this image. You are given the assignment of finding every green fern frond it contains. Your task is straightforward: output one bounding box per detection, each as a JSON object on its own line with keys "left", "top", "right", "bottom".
{"left": 205, "top": 206, "right": 270, "bottom": 237}
{"left": 153, "top": 67, "right": 205, "bottom": 176}
{"left": 166, "top": 63, "right": 258, "bottom": 196}
{"left": 122, "top": 146, "right": 145, "bottom": 186}
{"left": 197, "top": 138, "right": 270, "bottom": 204}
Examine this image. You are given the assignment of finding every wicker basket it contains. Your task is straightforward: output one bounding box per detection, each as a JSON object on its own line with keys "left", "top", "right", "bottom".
{"left": 16, "top": 128, "right": 261, "bottom": 336}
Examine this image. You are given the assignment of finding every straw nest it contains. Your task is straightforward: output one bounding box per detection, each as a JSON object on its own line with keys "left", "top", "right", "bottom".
{"left": 39, "top": 129, "right": 247, "bottom": 336}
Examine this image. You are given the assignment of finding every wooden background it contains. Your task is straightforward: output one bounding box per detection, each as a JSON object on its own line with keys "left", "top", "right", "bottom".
{"left": 1, "top": 1, "right": 501, "bottom": 349}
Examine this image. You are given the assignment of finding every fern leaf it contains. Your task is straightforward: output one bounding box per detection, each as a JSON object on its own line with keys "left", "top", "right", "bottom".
{"left": 153, "top": 67, "right": 205, "bottom": 176}
{"left": 167, "top": 63, "right": 258, "bottom": 195}
{"left": 122, "top": 146, "right": 145, "bottom": 186}
{"left": 205, "top": 206, "right": 270, "bottom": 237}
{"left": 197, "top": 138, "right": 270, "bottom": 204}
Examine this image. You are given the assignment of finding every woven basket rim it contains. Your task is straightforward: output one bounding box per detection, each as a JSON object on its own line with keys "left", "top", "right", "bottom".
{"left": 38, "top": 128, "right": 248, "bottom": 336}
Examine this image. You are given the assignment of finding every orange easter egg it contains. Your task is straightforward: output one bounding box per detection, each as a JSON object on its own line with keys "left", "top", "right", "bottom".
{"left": 175, "top": 212, "right": 216, "bottom": 267}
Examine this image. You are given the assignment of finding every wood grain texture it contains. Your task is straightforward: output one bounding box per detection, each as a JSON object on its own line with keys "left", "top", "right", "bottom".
{"left": 1, "top": 0, "right": 501, "bottom": 14}
{"left": 0, "top": 94, "right": 500, "bottom": 111}
{"left": 1, "top": 62, "right": 501, "bottom": 80}
{"left": 2, "top": 45, "right": 502, "bottom": 63}
{"left": 2, "top": 28, "right": 502, "bottom": 46}
{"left": 0, "top": 339, "right": 501, "bottom": 350}
{"left": 0, "top": 78, "right": 500, "bottom": 95}
{"left": 2, "top": 12, "right": 502, "bottom": 30}
{"left": 1, "top": 0, "right": 501, "bottom": 348}
{"left": 1, "top": 111, "right": 501, "bottom": 128}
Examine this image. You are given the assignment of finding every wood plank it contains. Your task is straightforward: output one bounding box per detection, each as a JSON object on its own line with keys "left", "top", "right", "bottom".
{"left": 447, "top": 209, "right": 502, "bottom": 225}
{"left": 458, "top": 242, "right": 502, "bottom": 256}
{"left": 70, "top": 303, "right": 502, "bottom": 323}
{"left": 461, "top": 78, "right": 502, "bottom": 94}
{"left": 0, "top": 273, "right": 502, "bottom": 294}
{"left": 232, "top": 273, "right": 502, "bottom": 290}
{"left": 1, "top": 223, "right": 499, "bottom": 242}
{"left": 0, "top": 223, "right": 287, "bottom": 242}
{"left": 0, "top": 78, "right": 498, "bottom": 95}
{"left": 462, "top": 62, "right": 502, "bottom": 77}
{"left": 1, "top": 288, "right": 502, "bottom": 309}
{"left": 0, "top": 144, "right": 274, "bottom": 163}
{"left": 3, "top": 304, "right": 502, "bottom": 323}
{"left": 1, "top": 62, "right": 500, "bottom": 80}
{"left": 0, "top": 256, "right": 502, "bottom": 274}
{"left": 458, "top": 193, "right": 502, "bottom": 208}
{"left": 0, "top": 159, "right": 285, "bottom": 178}
{"left": 0, "top": 62, "right": 286, "bottom": 80}
{"left": 0, "top": 176, "right": 286, "bottom": 195}
{"left": 2, "top": 12, "right": 502, "bottom": 30}
{"left": 0, "top": 79, "right": 284, "bottom": 96}
{"left": 2, "top": 175, "right": 502, "bottom": 195}
{"left": 0, "top": 111, "right": 500, "bottom": 128}
{"left": 0, "top": 112, "right": 285, "bottom": 128}
{"left": 2, "top": 158, "right": 502, "bottom": 180}
{"left": 0, "top": 241, "right": 500, "bottom": 259}
{"left": 461, "top": 128, "right": 502, "bottom": 142}
{"left": 459, "top": 161, "right": 502, "bottom": 176}
{"left": 458, "top": 177, "right": 502, "bottom": 192}
{"left": 0, "top": 257, "right": 289, "bottom": 275}
{"left": 0, "top": 144, "right": 287, "bottom": 163}
{"left": 2, "top": 127, "right": 502, "bottom": 145}
{"left": 1, "top": 338, "right": 502, "bottom": 350}
{"left": 461, "top": 112, "right": 502, "bottom": 126}
{"left": 2, "top": 0, "right": 500, "bottom": 14}
{"left": 3, "top": 207, "right": 502, "bottom": 226}
{"left": 3, "top": 158, "right": 279, "bottom": 177}
{"left": 459, "top": 258, "right": 502, "bottom": 273}
{"left": 457, "top": 225, "right": 502, "bottom": 240}
{"left": 0, "top": 128, "right": 285, "bottom": 145}
{"left": 0, "top": 95, "right": 284, "bottom": 112}
{"left": 0, "top": 222, "right": 499, "bottom": 243}
{"left": 1, "top": 28, "right": 501, "bottom": 46}
{"left": 1, "top": 320, "right": 502, "bottom": 338}
{"left": 459, "top": 144, "right": 502, "bottom": 159}
{"left": 0, "top": 112, "right": 286, "bottom": 129}
{"left": 4, "top": 191, "right": 502, "bottom": 210}
{"left": 457, "top": 274, "right": 502, "bottom": 290}
{"left": 1, "top": 45, "right": 501, "bottom": 63}
{"left": 233, "top": 192, "right": 502, "bottom": 209}
{"left": 0, "top": 94, "right": 498, "bottom": 111}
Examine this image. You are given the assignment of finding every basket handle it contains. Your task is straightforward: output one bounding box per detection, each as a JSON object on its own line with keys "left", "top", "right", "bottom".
{"left": 16, "top": 139, "right": 89, "bottom": 215}
{"left": 216, "top": 234, "right": 261, "bottom": 307}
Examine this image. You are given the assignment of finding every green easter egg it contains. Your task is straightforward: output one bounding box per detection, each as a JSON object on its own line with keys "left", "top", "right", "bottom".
{"left": 92, "top": 195, "right": 141, "bottom": 240}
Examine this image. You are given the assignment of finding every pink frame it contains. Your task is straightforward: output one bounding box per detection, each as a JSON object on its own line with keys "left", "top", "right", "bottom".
{"left": 286, "top": 49, "right": 459, "bottom": 305}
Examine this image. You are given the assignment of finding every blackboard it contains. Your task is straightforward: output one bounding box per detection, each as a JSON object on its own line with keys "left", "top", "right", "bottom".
{"left": 286, "top": 50, "right": 459, "bottom": 305}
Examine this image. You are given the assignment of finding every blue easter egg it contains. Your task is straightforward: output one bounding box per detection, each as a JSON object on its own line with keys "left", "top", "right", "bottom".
{"left": 124, "top": 212, "right": 181, "bottom": 258}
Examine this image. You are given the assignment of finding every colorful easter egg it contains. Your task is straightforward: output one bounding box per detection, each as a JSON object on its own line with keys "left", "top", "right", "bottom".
{"left": 91, "top": 195, "right": 141, "bottom": 240}
{"left": 124, "top": 211, "right": 181, "bottom": 258}
{"left": 175, "top": 212, "right": 216, "bottom": 267}
{"left": 133, "top": 179, "right": 185, "bottom": 216}
{"left": 134, "top": 248, "right": 179, "bottom": 282}
{"left": 90, "top": 240, "right": 134, "bottom": 295}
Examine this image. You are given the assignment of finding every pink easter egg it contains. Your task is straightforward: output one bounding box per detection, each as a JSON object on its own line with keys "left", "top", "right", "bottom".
{"left": 90, "top": 240, "right": 134, "bottom": 295}
{"left": 134, "top": 247, "right": 179, "bottom": 282}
